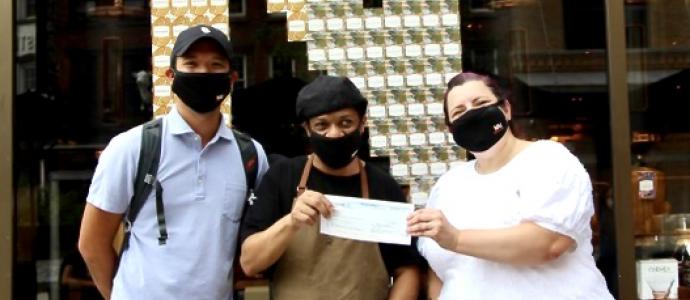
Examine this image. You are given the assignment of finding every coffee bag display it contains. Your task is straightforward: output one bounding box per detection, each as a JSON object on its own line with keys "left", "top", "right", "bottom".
{"left": 637, "top": 259, "right": 679, "bottom": 299}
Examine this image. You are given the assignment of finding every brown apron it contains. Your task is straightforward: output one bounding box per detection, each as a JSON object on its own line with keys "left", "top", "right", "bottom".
{"left": 270, "top": 155, "right": 391, "bottom": 300}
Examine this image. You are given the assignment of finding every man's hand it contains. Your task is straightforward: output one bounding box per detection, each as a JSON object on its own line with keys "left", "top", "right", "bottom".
{"left": 241, "top": 190, "right": 333, "bottom": 276}
{"left": 407, "top": 208, "right": 460, "bottom": 251}
{"left": 290, "top": 190, "right": 334, "bottom": 228}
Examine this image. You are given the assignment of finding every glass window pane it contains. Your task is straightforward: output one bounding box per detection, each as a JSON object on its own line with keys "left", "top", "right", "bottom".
{"left": 13, "top": 0, "right": 151, "bottom": 298}
{"left": 10, "top": 0, "right": 633, "bottom": 299}
{"left": 625, "top": 1, "right": 690, "bottom": 299}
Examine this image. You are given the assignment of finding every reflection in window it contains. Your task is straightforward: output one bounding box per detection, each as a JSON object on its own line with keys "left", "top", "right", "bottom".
{"left": 508, "top": 29, "right": 527, "bottom": 77}
{"left": 270, "top": 55, "right": 297, "bottom": 78}
{"left": 363, "top": 0, "right": 383, "bottom": 9}
{"left": 17, "top": 0, "right": 37, "bottom": 19}
{"left": 469, "top": 0, "right": 493, "bottom": 12}
{"left": 102, "top": 37, "right": 124, "bottom": 124}
{"left": 13, "top": 0, "right": 152, "bottom": 293}
{"left": 625, "top": 4, "right": 648, "bottom": 48}
{"left": 466, "top": 48, "right": 498, "bottom": 75}
{"left": 625, "top": 1, "right": 690, "bottom": 298}
{"left": 17, "top": 63, "right": 37, "bottom": 94}
{"left": 562, "top": 0, "right": 606, "bottom": 49}
{"left": 231, "top": 55, "right": 247, "bottom": 90}
{"left": 230, "top": 0, "right": 245, "bottom": 17}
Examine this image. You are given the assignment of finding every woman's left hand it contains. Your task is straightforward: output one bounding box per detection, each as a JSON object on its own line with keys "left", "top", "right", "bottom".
{"left": 407, "top": 208, "right": 459, "bottom": 251}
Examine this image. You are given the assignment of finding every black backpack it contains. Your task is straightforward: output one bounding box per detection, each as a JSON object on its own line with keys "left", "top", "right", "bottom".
{"left": 119, "top": 117, "right": 258, "bottom": 253}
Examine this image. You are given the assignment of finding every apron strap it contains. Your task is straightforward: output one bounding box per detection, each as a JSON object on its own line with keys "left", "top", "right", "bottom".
{"left": 296, "top": 155, "right": 369, "bottom": 199}
{"left": 296, "top": 155, "right": 314, "bottom": 197}
{"left": 359, "top": 160, "right": 369, "bottom": 199}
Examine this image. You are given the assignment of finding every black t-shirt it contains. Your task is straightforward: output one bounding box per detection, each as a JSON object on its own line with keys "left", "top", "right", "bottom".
{"left": 240, "top": 156, "right": 422, "bottom": 276}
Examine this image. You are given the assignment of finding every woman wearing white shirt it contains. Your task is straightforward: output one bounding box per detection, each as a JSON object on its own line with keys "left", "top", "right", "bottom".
{"left": 407, "top": 72, "right": 614, "bottom": 300}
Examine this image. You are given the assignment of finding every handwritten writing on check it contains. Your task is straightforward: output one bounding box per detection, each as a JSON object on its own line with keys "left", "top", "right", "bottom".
{"left": 319, "top": 195, "right": 414, "bottom": 245}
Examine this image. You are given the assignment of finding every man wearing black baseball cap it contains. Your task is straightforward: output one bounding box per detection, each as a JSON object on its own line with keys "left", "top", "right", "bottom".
{"left": 79, "top": 25, "right": 268, "bottom": 300}
{"left": 166, "top": 24, "right": 236, "bottom": 115}
{"left": 239, "top": 75, "right": 422, "bottom": 300}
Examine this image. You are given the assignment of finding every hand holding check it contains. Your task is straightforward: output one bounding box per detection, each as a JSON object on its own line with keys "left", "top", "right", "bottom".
{"left": 290, "top": 190, "right": 334, "bottom": 228}
{"left": 296, "top": 194, "right": 461, "bottom": 248}
{"left": 407, "top": 208, "right": 460, "bottom": 251}
{"left": 319, "top": 195, "right": 414, "bottom": 245}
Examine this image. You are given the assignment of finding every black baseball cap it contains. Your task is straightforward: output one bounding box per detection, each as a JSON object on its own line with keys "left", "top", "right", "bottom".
{"left": 170, "top": 25, "right": 233, "bottom": 69}
{"left": 295, "top": 75, "right": 368, "bottom": 121}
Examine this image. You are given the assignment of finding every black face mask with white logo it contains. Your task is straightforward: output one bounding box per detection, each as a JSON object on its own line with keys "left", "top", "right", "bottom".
{"left": 450, "top": 103, "right": 509, "bottom": 153}
{"left": 172, "top": 71, "right": 231, "bottom": 113}
{"left": 309, "top": 129, "right": 362, "bottom": 169}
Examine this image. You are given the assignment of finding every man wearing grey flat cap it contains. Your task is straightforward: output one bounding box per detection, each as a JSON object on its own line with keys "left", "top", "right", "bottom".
{"left": 78, "top": 25, "right": 268, "bottom": 300}
{"left": 239, "top": 75, "right": 421, "bottom": 300}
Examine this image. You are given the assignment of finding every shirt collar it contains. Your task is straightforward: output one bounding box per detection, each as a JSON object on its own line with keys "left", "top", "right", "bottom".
{"left": 167, "top": 107, "right": 235, "bottom": 142}
{"left": 167, "top": 107, "right": 194, "bottom": 136}
{"left": 216, "top": 116, "right": 235, "bottom": 142}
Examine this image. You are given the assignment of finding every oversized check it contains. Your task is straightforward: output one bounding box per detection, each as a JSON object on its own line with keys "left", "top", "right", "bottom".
{"left": 319, "top": 195, "right": 413, "bottom": 245}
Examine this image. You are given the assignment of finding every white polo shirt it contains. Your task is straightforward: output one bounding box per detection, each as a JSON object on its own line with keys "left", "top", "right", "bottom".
{"left": 87, "top": 108, "right": 268, "bottom": 300}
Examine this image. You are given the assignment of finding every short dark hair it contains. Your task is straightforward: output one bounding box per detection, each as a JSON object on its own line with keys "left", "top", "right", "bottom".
{"left": 442, "top": 72, "right": 511, "bottom": 126}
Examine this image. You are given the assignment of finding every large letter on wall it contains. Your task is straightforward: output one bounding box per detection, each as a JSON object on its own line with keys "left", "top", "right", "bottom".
{"left": 269, "top": 0, "right": 464, "bottom": 203}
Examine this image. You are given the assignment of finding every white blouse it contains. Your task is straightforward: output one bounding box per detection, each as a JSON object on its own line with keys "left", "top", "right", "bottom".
{"left": 418, "top": 140, "right": 614, "bottom": 300}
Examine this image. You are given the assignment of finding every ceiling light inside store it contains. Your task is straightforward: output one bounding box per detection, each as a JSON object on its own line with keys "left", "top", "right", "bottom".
{"left": 87, "top": 0, "right": 147, "bottom": 17}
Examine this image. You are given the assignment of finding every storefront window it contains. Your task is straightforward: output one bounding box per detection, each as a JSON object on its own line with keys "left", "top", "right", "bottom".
{"left": 12, "top": 1, "right": 316, "bottom": 298}
{"left": 17, "top": 1, "right": 690, "bottom": 299}
{"left": 13, "top": 0, "right": 151, "bottom": 298}
{"left": 624, "top": 1, "right": 690, "bottom": 299}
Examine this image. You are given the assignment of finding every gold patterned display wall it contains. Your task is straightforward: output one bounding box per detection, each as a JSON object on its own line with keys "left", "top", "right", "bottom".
{"left": 268, "top": 0, "right": 465, "bottom": 204}
{"left": 150, "top": 0, "right": 232, "bottom": 121}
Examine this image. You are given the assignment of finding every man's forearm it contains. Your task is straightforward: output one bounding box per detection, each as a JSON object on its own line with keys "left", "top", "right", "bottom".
{"left": 240, "top": 215, "right": 297, "bottom": 276}
{"left": 81, "top": 247, "right": 117, "bottom": 299}
{"left": 388, "top": 266, "right": 420, "bottom": 300}
{"left": 78, "top": 203, "right": 123, "bottom": 300}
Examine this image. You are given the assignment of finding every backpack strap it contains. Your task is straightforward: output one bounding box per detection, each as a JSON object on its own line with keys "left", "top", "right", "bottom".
{"left": 121, "top": 118, "right": 164, "bottom": 252}
{"left": 117, "top": 122, "right": 257, "bottom": 280}
{"left": 230, "top": 129, "right": 260, "bottom": 287}
{"left": 231, "top": 129, "right": 258, "bottom": 205}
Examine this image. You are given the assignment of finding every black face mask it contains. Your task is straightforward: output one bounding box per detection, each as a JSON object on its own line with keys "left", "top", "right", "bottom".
{"left": 450, "top": 103, "right": 509, "bottom": 152}
{"left": 171, "top": 71, "right": 231, "bottom": 113}
{"left": 309, "top": 129, "right": 362, "bottom": 169}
